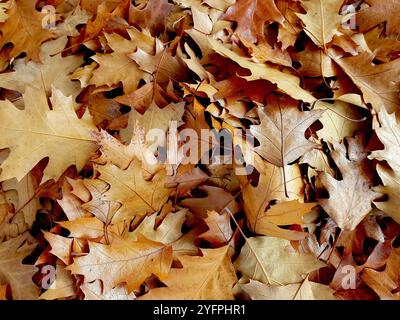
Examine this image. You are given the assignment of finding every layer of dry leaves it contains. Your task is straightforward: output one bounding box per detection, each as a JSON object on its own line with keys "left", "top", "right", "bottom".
{"left": 0, "top": 0, "right": 399, "bottom": 300}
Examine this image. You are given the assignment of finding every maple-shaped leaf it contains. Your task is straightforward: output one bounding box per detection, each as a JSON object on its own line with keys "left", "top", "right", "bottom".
{"left": 0, "top": 233, "right": 39, "bottom": 299}
{"left": 241, "top": 278, "right": 336, "bottom": 300}
{"left": 68, "top": 235, "right": 173, "bottom": 293}
{"left": 318, "top": 139, "right": 381, "bottom": 231}
{"left": 250, "top": 95, "right": 323, "bottom": 167}
{"left": 373, "top": 165, "right": 400, "bottom": 224}
{"left": 358, "top": 0, "right": 400, "bottom": 35}
{"left": 140, "top": 245, "right": 237, "bottom": 299}
{"left": 369, "top": 109, "right": 400, "bottom": 172}
{"left": 332, "top": 51, "right": 400, "bottom": 113}
{"left": 94, "top": 159, "right": 171, "bottom": 223}
{"left": 0, "top": 37, "right": 83, "bottom": 99}
{"left": 296, "top": 0, "right": 346, "bottom": 48}
{"left": 0, "top": 0, "right": 54, "bottom": 62}
{"left": 0, "top": 86, "right": 98, "bottom": 182}
{"left": 222, "top": 0, "right": 284, "bottom": 43}
{"left": 235, "top": 236, "right": 325, "bottom": 285}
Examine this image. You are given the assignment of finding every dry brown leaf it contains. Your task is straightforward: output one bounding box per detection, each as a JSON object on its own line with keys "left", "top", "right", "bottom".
{"left": 222, "top": 0, "right": 284, "bottom": 43}
{"left": 0, "top": 0, "right": 53, "bottom": 61}
{"left": 140, "top": 245, "right": 237, "bottom": 299}
{"left": 0, "top": 87, "right": 98, "bottom": 182}
{"left": 318, "top": 140, "right": 381, "bottom": 231}
{"left": 68, "top": 235, "right": 173, "bottom": 292}
{"left": 0, "top": 233, "right": 39, "bottom": 299}
{"left": 241, "top": 278, "right": 336, "bottom": 300}
{"left": 94, "top": 159, "right": 171, "bottom": 223}
{"left": 250, "top": 94, "right": 323, "bottom": 167}
{"left": 235, "top": 236, "right": 325, "bottom": 285}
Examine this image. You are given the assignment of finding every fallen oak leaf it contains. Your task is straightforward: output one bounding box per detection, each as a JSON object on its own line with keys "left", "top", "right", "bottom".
{"left": 331, "top": 51, "right": 400, "bottom": 113}
{"left": 0, "top": 36, "right": 84, "bottom": 100}
{"left": 373, "top": 165, "right": 400, "bottom": 224}
{"left": 222, "top": 0, "right": 284, "bottom": 43}
{"left": 58, "top": 217, "right": 105, "bottom": 240}
{"left": 361, "top": 247, "right": 400, "bottom": 300}
{"left": 241, "top": 162, "right": 307, "bottom": 240}
{"left": 241, "top": 278, "right": 336, "bottom": 300}
{"left": 235, "top": 236, "right": 325, "bottom": 285}
{"left": 250, "top": 94, "right": 324, "bottom": 168}
{"left": 94, "top": 159, "right": 171, "bottom": 223}
{"left": 126, "top": 209, "right": 187, "bottom": 244}
{"left": 198, "top": 210, "right": 233, "bottom": 246}
{"left": 120, "top": 101, "right": 185, "bottom": 145}
{"left": 81, "top": 280, "right": 135, "bottom": 300}
{"left": 369, "top": 109, "right": 400, "bottom": 173}
{"left": 250, "top": 94, "right": 323, "bottom": 196}
{"left": 39, "top": 263, "right": 76, "bottom": 300}
{"left": 67, "top": 235, "right": 173, "bottom": 293}
{"left": 81, "top": 178, "right": 121, "bottom": 225}
{"left": 0, "top": 0, "right": 53, "bottom": 62}
{"left": 128, "top": 0, "right": 173, "bottom": 36}
{"left": 0, "top": 233, "right": 39, "bottom": 299}
{"left": 0, "top": 86, "right": 98, "bottom": 183}
{"left": 296, "top": 0, "right": 348, "bottom": 48}
{"left": 180, "top": 185, "right": 241, "bottom": 218}
{"left": 165, "top": 166, "right": 209, "bottom": 198}
{"left": 357, "top": 0, "right": 400, "bottom": 35}
{"left": 208, "top": 38, "right": 321, "bottom": 103}
{"left": 318, "top": 138, "right": 381, "bottom": 231}
{"left": 43, "top": 231, "right": 73, "bottom": 265}
{"left": 140, "top": 245, "right": 237, "bottom": 299}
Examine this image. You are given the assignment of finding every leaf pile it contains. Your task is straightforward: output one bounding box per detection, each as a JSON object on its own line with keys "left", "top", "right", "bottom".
{"left": 0, "top": 0, "right": 399, "bottom": 300}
